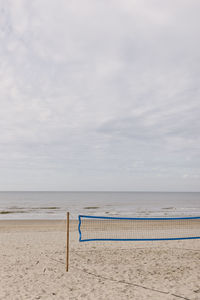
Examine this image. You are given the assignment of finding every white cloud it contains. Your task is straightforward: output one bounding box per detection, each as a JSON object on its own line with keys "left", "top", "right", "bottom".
{"left": 0, "top": 0, "right": 200, "bottom": 190}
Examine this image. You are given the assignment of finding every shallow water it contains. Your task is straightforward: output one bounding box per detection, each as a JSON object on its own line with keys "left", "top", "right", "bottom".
{"left": 0, "top": 191, "right": 200, "bottom": 220}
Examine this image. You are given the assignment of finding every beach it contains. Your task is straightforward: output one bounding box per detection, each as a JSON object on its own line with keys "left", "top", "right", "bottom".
{"left": 0, "top": 220, "right": 200, "bottom": 300}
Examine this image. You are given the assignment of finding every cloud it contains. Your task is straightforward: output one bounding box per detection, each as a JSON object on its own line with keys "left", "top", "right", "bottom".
{"left": 0, "top": 0, "right": 200, "bottom": 190}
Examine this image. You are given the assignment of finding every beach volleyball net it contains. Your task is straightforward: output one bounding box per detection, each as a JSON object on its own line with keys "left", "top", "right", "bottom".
{"left": 78, "top": 215, "right": 200, "bottom": 242}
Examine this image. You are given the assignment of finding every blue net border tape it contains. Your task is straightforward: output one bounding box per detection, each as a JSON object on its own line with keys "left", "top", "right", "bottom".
{"left": 79, "top": 215, "right": 200, "bottom": 221}
{"left": 80, "top": 237, "right": 200, "bottom": 242}
{"left": 78, "top": 215, "right": 200, "bottom": 242}
{"left": 78, "top": 215, "right": 82, "bottom": 241}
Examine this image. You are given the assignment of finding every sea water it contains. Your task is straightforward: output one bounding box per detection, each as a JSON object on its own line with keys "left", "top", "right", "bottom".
{"left": 0, "top": 191, "right": 200, "bottom": 220}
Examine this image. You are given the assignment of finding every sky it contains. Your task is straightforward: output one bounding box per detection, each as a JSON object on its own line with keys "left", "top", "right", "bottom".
{"left": 0, "top": 0, "right": 200, "bottom": 191}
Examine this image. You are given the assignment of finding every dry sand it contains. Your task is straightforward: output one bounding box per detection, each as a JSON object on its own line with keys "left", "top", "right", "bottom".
{"left": 0, "top": 220, "right": 200, "bottom": 300}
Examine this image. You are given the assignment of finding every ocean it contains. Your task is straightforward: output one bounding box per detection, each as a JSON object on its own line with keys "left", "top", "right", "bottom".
{"left": 0, "top": 191, "right": 200, "bottom": 220}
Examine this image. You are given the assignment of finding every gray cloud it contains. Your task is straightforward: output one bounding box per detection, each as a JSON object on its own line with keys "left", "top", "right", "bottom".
{"left": 0, "top": 0, "right": 200, "bottom": 191}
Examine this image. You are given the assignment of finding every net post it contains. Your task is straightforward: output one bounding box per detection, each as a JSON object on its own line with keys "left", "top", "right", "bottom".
{"left": 66, "top": 212, "right": 70, "bottom": 272}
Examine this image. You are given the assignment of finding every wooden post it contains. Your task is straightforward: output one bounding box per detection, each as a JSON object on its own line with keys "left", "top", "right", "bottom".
{"left": 66, "top": 212, "right": 69, "bottom": 272}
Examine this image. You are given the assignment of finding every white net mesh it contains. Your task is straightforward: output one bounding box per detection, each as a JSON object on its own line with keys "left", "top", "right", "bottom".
{"left": 79, "top": 216, "right": 200, "bottom": 241}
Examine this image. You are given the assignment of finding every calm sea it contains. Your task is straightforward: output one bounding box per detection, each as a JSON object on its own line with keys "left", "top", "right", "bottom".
{"left": 0, "top": 191, "right": 200, "bottom": 220}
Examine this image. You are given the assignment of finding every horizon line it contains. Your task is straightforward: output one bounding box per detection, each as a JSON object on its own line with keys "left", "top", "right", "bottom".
{"left": 0, "top": 190, "right": 200, "bottom": 193}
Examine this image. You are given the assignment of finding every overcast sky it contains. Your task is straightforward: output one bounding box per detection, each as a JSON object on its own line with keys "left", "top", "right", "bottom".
{"left": 0, "top": 0, "right": 200, "bottom": 191}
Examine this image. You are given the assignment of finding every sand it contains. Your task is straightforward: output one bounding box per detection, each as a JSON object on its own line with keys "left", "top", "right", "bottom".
{"left": 0, "top": 220, "right": 200, "bottom": 300}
